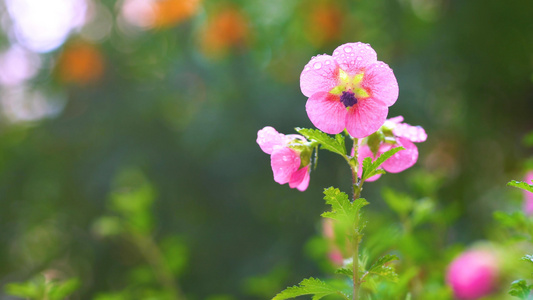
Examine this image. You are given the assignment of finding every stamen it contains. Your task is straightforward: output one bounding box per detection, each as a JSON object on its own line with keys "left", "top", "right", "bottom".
{"left": 340, "top": 91, "right": 358, "bottom": 107}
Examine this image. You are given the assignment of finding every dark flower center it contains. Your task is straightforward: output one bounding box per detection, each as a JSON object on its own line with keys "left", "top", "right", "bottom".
{"left": 340, "top": 91, "right": 358, "bottom": 108}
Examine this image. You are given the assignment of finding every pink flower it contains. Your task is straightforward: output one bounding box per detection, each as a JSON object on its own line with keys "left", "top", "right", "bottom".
{"left": 446, "top": 249, "right": 499, "bottom": 299}
{"left": 300, "top": 42, "right": 399, "bottom": 138}
{"left": 523, "top": 171, "right": 533, "bottom": 215}
{"left": 356, "top": 116, "right": 427, "bottom": 181}
{"left": 257, "top": 126, "right": 311, "bottom": 191}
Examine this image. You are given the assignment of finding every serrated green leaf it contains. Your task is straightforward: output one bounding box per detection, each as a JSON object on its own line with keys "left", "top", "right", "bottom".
{"left": 296, "top": 128, "right": 346, "bottom": 156}
{"left": 335, "top": 267, "right": 353, "bottom": 278}
{"left": 369, "top": 255, "right": 399, "bottom": 273}
{"left": 508, "top": 180, "right": 533, "bottom": 193}
{"left": 272, "top": 277, "right": 347, "bottom": 300}
{"left": 368, "top": 255, "right": 399, "bottom": 282}
{"left": 361, "top": 147, "right": 404, "bottom": 181}
{"left": 509, "top": 279, "right": 532, "bottom": 299}
{"left": 320, "top": 187, "right": 368, "bottom": 225}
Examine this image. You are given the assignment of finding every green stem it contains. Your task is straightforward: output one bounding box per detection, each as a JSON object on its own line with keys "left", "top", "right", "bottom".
{"left": 132, "top": 233, "right": 186, "bottom": 300}
{"left": 348, "top": 136, "right": 361, "bottom": 300}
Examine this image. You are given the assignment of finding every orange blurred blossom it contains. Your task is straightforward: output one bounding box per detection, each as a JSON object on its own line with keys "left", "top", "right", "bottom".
{"left": 200, "top": 7, "right": 250, "bottom": 58}
{"left": 56, "top": 41, "right": 104, "bottom": 85}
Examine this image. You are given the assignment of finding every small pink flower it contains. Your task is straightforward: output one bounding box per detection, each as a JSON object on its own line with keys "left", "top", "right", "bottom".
{"left": 356, "top": 116, "right": 426, "bottom": 181}
{"left": 300, "top": 42, "right": 399, "bottom": 138}
{"left": 523, "top": 171, "right": 533, "bottom": 215}
{"left": 257, "top": 126, "right": 311, "bottom": 191}
{"left": 446, "top": 249, "right": 499, "bottom": 299}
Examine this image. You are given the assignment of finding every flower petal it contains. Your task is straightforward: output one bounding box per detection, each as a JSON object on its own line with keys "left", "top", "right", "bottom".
{"left": 362, "top": 61, "right": 399, "bottom": 106}
{"left": 257, "top": 126, "right": 288, "bottom": 154}
{"left": 300, "top": 54, "right": 339, "bottom": 97}
{"left": 289, "top": 166, "right": 310, "bottom": 191}
{"left": 306, "top": 91, "right": 347, "bottom": 134}
{"left": 345, "top": 98, "right": 388, "bottom": 138}
{"left": 332, "top": 42, "right": 377, "bottom": 75}
{"left": 393, "top": 123, "right": 427, "bottom": 143}
{"left": 271, "top": 147, "right": 301, "bottom": 184}
{"left": 382, "top": 138, "right": 418, "bottom": 173}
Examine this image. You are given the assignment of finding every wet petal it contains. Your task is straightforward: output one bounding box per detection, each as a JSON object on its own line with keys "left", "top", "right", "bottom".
{"left": 362, "top": 61, "right": 399, "bottom": 107}
{"left": 393, "top": 123, "right": 427, "bottom": 143}
{"left": 306, "top": 91, "right": 347, "bottom": 134}
{"left": 300, "top": 54, "right": 339, "bottom": 97}
{"left": 382, "top": 138, "right": 418, "bottom": 173}
{"left": 257, "top": 126, "right": 288, "bottom": 154}
{"left": 271, "top": 147, "right": 301, "bottom": 184}
{"left": 345, "top": 98, "right": 388, "bottom": 138}
{"left": 332, "top": 42, "right": 377, "bottom": 75}
{"left": 289, "top": 166, "right": 310, "bottom": 191}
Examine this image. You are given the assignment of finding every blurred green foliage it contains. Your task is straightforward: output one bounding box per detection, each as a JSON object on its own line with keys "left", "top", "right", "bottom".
{"left": 0, "top": 0, "right": 532, "bottom": 299}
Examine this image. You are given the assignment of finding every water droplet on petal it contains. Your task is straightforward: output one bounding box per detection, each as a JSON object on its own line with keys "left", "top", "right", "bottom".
{"left": 325, "top": 60, "right": 331, "bottom": 65}
{"left": 313, "top": 62, "right": 322, "bottom": 69}
{"left": 356, "top": 56, "right": 362, "bottom": 61}
{"left": 344, "top": 46, "right": 352, "bottom": 53}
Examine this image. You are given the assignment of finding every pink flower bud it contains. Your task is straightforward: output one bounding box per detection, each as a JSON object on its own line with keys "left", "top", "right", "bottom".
{"left": 446, "top": 249, "right": 499, "bottom": 299}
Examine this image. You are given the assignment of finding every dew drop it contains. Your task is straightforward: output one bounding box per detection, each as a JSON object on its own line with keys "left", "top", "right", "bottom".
{"left": 356, "top": 56, "right": 362, "bottom": 61}
{"left": 325, "top": 60, "right": 331, "bottom": 65}
{"left": 313, "top": 62, "right": 322, "bottom": 69}
{"left": 344, "top": 46, "right": 352, "bottom": 53}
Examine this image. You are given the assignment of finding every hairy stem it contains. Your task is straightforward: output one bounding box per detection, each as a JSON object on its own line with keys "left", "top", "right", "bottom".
{"left": 349, "top": 136, "right": 361, "bottom": 300}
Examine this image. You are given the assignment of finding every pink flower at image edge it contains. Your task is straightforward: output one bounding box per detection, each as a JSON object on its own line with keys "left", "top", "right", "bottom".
{"left": 257, "top": 126, "right": 310, "bottom": 191}
{"left": 300, "top": 42, "right": 399, "bottom": 138}
{"left": 446, "top": 250, "right": 499, "bottom": 299}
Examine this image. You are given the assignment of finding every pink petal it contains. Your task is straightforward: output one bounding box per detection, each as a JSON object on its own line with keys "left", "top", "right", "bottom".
{"left": 356, "top": 144, "right": 381, "bottom": 182}
{"left": 257, "top": 126, "right": 288, "bottom": 154}
{"left": 388, "top": 115, "right": 404, "bottom": 124}
{"left": 345, "top": 98, "right": 388, "bottom": 138}
{"left": 306, "top": 91, "right": 347, "bottom": 134}
{"left": 382, "top": 138, "right": 418, "bottom": 173}
{"left": 289, "top": 165, "right": 310, "bottom": 191}
{"left": 332, "top": 42, "right": 377, "bottom": 75}
{"left": 393, "top": 123, "right": 427, "bottom": 143}
{"left": 361, "top": 61, "right": 399, "bottom": 107}
{"left": 300, "top": 54, "right": 339, "bottom": 97}
{"left": 271, "top": 147, "right": 301, "bottom": 184}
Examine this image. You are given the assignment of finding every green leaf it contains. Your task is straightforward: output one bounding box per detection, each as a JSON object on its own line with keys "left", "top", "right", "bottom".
{"left": 368, "top": 254, "right": 399, "bottom": 282}
{"left": 381, "top": 188, "right": 414, "bottom": 218}
{"left": 272, "top": 277, "right": 348, "bottom": 300}
{"left": 494, "top": 211, "right": 527, "bottom": 229}
{"left": 509, "top": 279, "right": 532, "bottom": 299}
{"left": 523, "top": 131, "right": 533, "bottom": 147}
{"left": 48, "top": 278, "right": 80, "bottom": 300}
{"left": 522, "top": 255, "right": 533, "bottom": 265}
{"left": 4, "top": 281, "right": 41, "bottom": 298}
{"left": 296, "top": 128, "right": 346, "bottom": 156}
{"left": 335, "top": 267, "right": 353, "bottom": 278}
{"left": 320, "top": 187, "right": 368, "bottom": 225}
{"left": 508, "top": 180, "right": 533, "bottom": 193}
{"left": 361, "top": 147, "right": 404, "bottom": 182}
